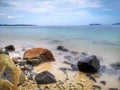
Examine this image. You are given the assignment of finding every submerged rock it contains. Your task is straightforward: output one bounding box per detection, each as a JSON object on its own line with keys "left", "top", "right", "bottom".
{"left": 110, "top": 62, "right": 120, "bottom": 69}
{"left": 0, "top": 54, "right": 25, "bottom": 89}
{"left": 57, "top": 46, "right": 68, "bottom": 51}
{"left": 5, "top": 45, "right": 15, "bottom": 51}
{"left": 77, "top": 55, "right": 100, "bottom": 73}
{"left": 23, "top": 48, "right": 55, "bottom": 65}
{"left": 35, "top": 71, "right": 57, "bottom": 84}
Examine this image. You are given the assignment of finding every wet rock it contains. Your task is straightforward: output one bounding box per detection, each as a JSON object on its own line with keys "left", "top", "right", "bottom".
{"left": 86, "top": 73, "right": 96, "bottom": 82}
{"left": 0, "top": 54, "right": 25, "bottom": 89}
{"left": 109, "top": 88, "right": 118, "bottom": 90}
{"left": 24, "top": 64, "right": 33, "bottom": 71}
{"left": 57, "top": 46, "right": 68, "bottom": 51}
{"left": 5, "top": 45, "right": 15, "bottom": 51}
{"left": 100, "top": 81, "right": 106, "bottom": 85}
{"left": 77, "top": 55, "right": 100, "bottom": 73}
{"left": 93, "top": 85, "right": 101, "bottom": 90}
{"left": 23, "top": 48, "right": 55, "bottom": 65}
{"left": 63, "top": 61, "right": 72, "bottom": 65}
{"left": 110, "top": 62, "right": 120, "bottom": 69}
{"left": 81, "top": 52, "right": 88, "bottom": 55}
{"left": 18, "top": 60, "right": 27, "bottom": 66}
{"left": 35, "top": 71, "right": 57, "bottom": 84}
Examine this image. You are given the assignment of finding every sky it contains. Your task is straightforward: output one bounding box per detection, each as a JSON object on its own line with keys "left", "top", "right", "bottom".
{"left": 0, "top": 0, "right": 120, "bottom": 25}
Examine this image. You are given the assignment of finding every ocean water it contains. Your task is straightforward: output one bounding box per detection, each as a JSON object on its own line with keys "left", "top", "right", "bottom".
{"left": 0, "top": 25, "right": 120, "bottom": 89}
{"left": 0, "top": 25, "right": 120, "bottom": 64}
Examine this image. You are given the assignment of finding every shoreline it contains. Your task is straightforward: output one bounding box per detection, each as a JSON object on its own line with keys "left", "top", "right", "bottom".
{"left": 0, "top": 44, "right": 120, "bottom": 90}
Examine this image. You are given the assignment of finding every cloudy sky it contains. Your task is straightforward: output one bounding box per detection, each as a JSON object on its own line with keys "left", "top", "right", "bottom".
{"left": 0, "top": 0, "right": 120, "bottom": 25}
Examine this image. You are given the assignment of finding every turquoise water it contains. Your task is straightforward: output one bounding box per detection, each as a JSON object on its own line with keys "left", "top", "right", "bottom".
{"left": 0, "top": 25, "right": 120, "bottom": 63}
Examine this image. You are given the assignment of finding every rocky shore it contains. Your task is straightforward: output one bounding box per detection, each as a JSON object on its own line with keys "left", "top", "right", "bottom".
{"left": 0, "top": 45, "right": 120, "bottom": 90}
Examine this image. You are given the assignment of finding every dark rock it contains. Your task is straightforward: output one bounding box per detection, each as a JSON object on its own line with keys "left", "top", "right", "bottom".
{"left": 57, "top": 46, "right": 68, "bottom": 51}
{"left": 18, "top": 60, "right": 27, "bottom": 66}
{"left": 71, "top": 51, "right": 79, "bottom": 55}
{"left": 99, "top": 65, "right": 106, "bottom": 73}
{"left": 5, "top": 50, "right": 9, "bottom": 55}
{"left": 86, "top": 73, "right": 96, "bottom": 82}
{"left": 93, "top": 85, "right": 101, "bottom": 90}
{"left": 23, "top": 48, "right": 55, "bottom": 65}
{"left": 109, "top": 88, "right": 118, "bottom": 90}
{"left": 35, "top": 71, "right": 57, "bottom": 84}
{"left": 110, "top": 62, "right": 120, "bottom": 69}
{"left": 27, "top": 74, "right": 33, "bottom": 80}
{"left": 63, "top": 61, "right": 72, "bottom": 65}
{"left": 81, "top": 52, "right": 87, "bottom": 55}
{"left": 100, "top": 81, "right": 106, "bottom": 85}
{"left": 77, "top": 55, "right": 100, "bottom": 73}
{"left": 23, "top": 64, "right": 33, "bottom": 71}
{"left": 5, "top": 45, "right": 15, "bottom": 51}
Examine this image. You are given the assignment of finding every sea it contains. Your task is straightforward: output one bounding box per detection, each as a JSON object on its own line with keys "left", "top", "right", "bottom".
{"left": 0, "top": 25, "right": 120, "bottom": 89}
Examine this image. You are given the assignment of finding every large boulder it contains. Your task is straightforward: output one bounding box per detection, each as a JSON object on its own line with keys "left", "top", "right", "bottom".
{"left": 5, "top": 45, "right": 15, "bottom": 51}
{"left": 35, "top": 71, "right": 57, "bottom": 84}
{"left": 0, "top": 54, "right": 25, "bottom": 89}
{"left": 77, "top": 55, "right": 100, "bottom": 73}
{"left": 23, "top": 48, "right": 55, "bottom": 65}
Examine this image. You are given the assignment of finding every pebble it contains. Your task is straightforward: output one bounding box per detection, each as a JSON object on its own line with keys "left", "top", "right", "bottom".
{"left": 100, "top": 81, "right": 106, "bottom": 86}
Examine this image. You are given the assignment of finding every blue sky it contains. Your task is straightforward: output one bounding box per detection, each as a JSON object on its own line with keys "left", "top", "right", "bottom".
{"left": 0, "top": 0, "right": 120, "bottom": 25}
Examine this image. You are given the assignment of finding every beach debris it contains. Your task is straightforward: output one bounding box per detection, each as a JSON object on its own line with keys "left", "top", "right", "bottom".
{"left": 100, "top": 81, "right": 106, "bottom": 86}
{"left": 77, "top": 55, "right": 100, "bottom": 73}
{"left": 35, "top": 71, "right": 57, "bottom": 84}
{"left": 110, "top": 62, "right": 120, "bottom": 69}
{"left": 0, "top": 54, "right": 25, "bottom": 89}
{"left": 109, "top": 88, "right": 118, "bottom": 90}
{"left": 5, "top": 45, "right": 15, "bottom": 51}
{"left": 86, "top": 73, "right": 97, "bottom": 82}
{"left": 57, "top": 46, "right": 69, "bottom": 51}
{"left": 23, "top": 48, "right": 55, "bottom": 65}
{"left": 93, "top": 85, "right": 102, "bottom": 90}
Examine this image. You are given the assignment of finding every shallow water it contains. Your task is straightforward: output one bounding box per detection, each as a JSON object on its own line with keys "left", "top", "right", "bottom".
{"left": 0, "top": 25, "right": 120, "bottom": 89}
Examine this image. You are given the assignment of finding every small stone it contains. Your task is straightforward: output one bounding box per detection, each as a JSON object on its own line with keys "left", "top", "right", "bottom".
{"left": 100, "top": 81, "right": 106, "bottom": 85}
{"left": 57, "top": 46, "right": 68, "bottom": 51}
{"left": 93, "top": 85, "right": 101, "bottom": 90}
{"left": 5, "top": 45, "right": 15, "bottom": 51}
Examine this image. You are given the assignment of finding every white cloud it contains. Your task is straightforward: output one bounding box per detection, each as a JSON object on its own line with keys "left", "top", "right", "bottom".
{"left": 7, "top": 0, "right": 103, "bottom": 13}
{"left": 7, "top": 16, "right": 15, "bottom": 19}
{"left": 0, "top": 13, "right": 15, "bottom": 19}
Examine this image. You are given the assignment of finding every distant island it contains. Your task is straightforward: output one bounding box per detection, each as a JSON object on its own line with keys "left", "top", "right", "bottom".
{"left": 89, "top": 23, "right": 101, "bottom": 25}
{"left": 112, "top": 23, "right": 120, "bottom": 25}
{"left": 0, "top": 24, "right": 37, "bottom": 26}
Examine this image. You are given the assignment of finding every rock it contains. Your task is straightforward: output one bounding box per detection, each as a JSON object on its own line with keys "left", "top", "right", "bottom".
{"left": 119, "top": 76, "right": 120, "bottom": 81}
{"left": 23, "top": 48, "right": 55, "bottom": 65}
{"left": 0, "top": 54, "right": 25, "bottom": 88}
{"left": 81, "top": 52, "right": 88, "bottom": 55}
{"left": 77, "top": 55, "right": 100, "bottom": 73}
{"left": 64, "top": 55, "right": 72, "bottom": 61}
{"left": 59, "top": 67, "right": 71, "bottom": 72}
{"left": 35, "top": 71, "right": 57, "bottom": 84}
{"left": 100, "top": 81, "right": 106, "bottom": 85}
{"left": 57, "top": 46, "right": 68, "bottom": 51}
{"left": 5, "top": 45, "right": 15, "bottom": 51}
{"left": 86, "top": 73, "right": 96, "bottom": 82}
{"left": 0, "top": 79, "right": 17, "bottom": 90}
{"left": 71, "top": 64, "right": 79, "bottom": 71}
{"left": 93, "top": 85, "right": 101, "bottom": 90}
{"left": 109, "top": 88, "right": 118, "bottom": 90}
{"left": 110, "top": 62, "right": 120, "bottom": 69}
{"left": 71, "top": 51, "right": 79, "bottom": 55}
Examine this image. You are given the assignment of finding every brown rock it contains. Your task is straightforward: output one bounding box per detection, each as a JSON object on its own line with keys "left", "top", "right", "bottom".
{"left": 0, "top": 54, "right": 25, "bottom": 89}
{"left": 23, "top": 48, "right": 55, "bottom": 65}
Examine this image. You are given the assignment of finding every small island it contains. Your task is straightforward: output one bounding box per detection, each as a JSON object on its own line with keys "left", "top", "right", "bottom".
{"left": 112, "top": 23, "right": 120, "bottom": 25}
{"left": 0, "top": 24, "right": 37, "bottom": 26}
{"left": 89, "top": 23, "right": 101, "bottom": 25}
